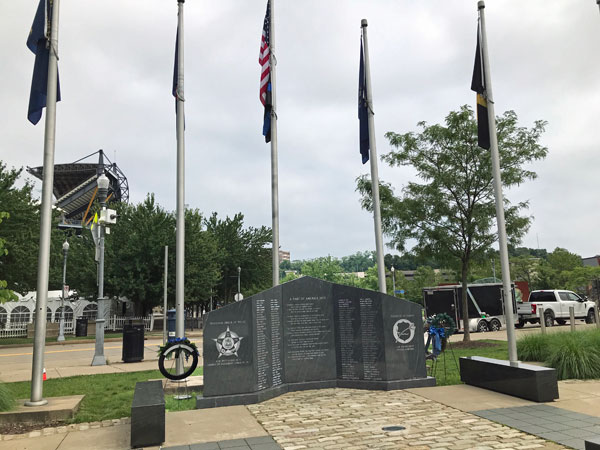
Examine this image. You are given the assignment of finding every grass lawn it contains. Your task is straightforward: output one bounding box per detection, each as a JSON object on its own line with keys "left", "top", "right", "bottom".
{"left": 427, "top": 339, "right": 508, "bottom": 386}
{"left": 4, "top": 367, "right": 203, "bottom": 423}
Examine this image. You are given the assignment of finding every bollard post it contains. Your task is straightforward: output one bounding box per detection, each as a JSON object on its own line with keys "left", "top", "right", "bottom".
{"left": 540, "top": 306, "right": 546, "bottom": 334}
{"left": 570, "top": 306, "right": 575, "bottom": 332}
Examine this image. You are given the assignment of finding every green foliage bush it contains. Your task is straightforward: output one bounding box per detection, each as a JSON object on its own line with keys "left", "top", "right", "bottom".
{"left": 517, "top": 329, "right": 600, "bottom": 380}
{"left": 0, "top": 382, "right": 15, "bottom": 412}
{"left": 517, "top": 333, "right": 552, "bottom": 362}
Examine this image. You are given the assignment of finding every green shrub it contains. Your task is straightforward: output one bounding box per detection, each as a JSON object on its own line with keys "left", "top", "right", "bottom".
{"left": 517, "top": 329, "right": 600, "bottom": 380}
{"left": 547, "top": 333, "right": 600, "bottom": 380}
{"left": 0, "top": 382, "right": 16, "bottom": 412}
{"left": 517, "top": 333, "right": 551, "bottom": 362}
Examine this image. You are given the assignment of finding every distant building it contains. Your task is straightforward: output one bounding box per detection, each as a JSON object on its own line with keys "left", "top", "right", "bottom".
{"left": 279, "top": 250, "right": 290, "bottom": 262}
{"left": 582, "top": 255, "right": 600, "bottom": 267}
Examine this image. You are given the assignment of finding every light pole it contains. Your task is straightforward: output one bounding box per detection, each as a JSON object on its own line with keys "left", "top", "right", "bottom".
{"left": 237, "top": 266, "right": 241, "bottom": 301}
{"left": 92, "top": 173, "right": 109, "bottom": 366}
{"left": 57, "top": 240, "right": 69, "bottom": 342}
{"left": 391, "top": 266, "right": 396, "bottom": 297}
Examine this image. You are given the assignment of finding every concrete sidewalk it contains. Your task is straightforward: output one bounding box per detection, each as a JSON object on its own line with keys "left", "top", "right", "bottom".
{"left": 4, "top": 381, "right": 600, "bottom": 449}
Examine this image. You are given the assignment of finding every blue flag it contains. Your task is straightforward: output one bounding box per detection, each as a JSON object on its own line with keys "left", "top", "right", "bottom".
{"left": 358, "top": 39, "right": 369, "bottom": 164}
{"left": 27, "top": 0, "right": 61, "bottom": 125}
{"left": 173, "top": 29, "right": 179, "bottom": 104}
{"left": 262, "top": 83, "right": 272, "bottom": 143}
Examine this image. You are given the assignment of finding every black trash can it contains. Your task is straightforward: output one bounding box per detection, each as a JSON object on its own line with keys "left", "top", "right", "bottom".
{"left": 167, "top": 309, "right": 177, "bottom": 342}
{"left": 75, "top": 317, "right": 88, "bottom": 337}
{"left": 122, "top": 322, "right": 145, "bottom": 363}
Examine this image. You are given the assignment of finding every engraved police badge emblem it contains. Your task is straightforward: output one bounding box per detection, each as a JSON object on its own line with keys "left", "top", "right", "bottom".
{"left": 393, "top": 319, "right": 416, "bottom": 344}
{"left": 213, "top": 326, "right": 243, "bottom": 357}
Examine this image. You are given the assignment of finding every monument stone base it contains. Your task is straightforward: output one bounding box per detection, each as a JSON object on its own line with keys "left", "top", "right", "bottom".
{"left": 196, "top": 376, "right": 436, "bottom": 409}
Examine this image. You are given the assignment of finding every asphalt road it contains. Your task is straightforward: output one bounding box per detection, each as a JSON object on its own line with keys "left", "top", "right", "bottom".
{"left": 0, "top": 336, "right": 204, "bottom": 383}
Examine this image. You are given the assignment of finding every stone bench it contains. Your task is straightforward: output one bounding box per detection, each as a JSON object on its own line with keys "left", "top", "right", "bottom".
{"left": 586, "top": 436, "right": 600, "bottom": 450}
{"left": 460, "top": 356, "right": 558, "bottom": 403}
{"left": 131, "top": 380, "right": 165, "bottom": 448}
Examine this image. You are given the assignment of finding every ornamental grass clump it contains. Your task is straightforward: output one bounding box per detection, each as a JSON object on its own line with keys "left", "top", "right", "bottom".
{"left": 0, "top": 382, "right": 15, "bottom": 412}
{"left": 517, "top": 329, "right": 600, "bottom": 380}
{"left": 517, "top": 333, "right": 552, "bottom": 362}
{"left": 546, "top": 332, "right": 600, "bottom": 380}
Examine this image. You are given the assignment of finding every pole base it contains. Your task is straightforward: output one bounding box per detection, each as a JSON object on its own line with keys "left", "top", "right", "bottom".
{"left": 91, "top": 355, "right": 106, "bottom": 366}
{"left": 57, "top": 335, "right": 65, "bottom": 342}
{"left": 24, "top": 399, "right": 48, "bottom": 407}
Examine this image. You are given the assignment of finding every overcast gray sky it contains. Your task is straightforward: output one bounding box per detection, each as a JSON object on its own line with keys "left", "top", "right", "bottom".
{"left": 1, "top": 1, "right": 599, "bottom": 261}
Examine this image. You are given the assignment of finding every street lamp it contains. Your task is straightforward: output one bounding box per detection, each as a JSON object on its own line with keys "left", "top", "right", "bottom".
{"left": 237, "top": 266, "right": 241, "bottom": 301}
{"left": 391, "top": 266, "right": 396, "bottom": 297}
{"left": 57, "top": 240, "right": 69, "bottom": 342}
{"left": 92, "top": 173, "right": 110, "bottom": 366}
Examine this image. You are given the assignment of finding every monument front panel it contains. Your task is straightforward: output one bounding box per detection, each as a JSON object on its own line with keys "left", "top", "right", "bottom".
{"left": 282, "top": 278, "right": 336, "bottom": 383}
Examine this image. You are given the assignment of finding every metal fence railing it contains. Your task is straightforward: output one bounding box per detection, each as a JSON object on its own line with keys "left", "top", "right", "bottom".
{"left": 0, "top": 316, "right": 153, "bottom": 339}
{"left": 0, "top": 322, "right": 29, "bottom": 338}
{"left": 105, "top": 315, "right": 153, "bottom": 332}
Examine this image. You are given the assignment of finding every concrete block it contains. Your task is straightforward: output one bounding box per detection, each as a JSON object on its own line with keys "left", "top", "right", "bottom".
{"left": 131, "top": 380, "right": 165, "bottom": 448}
{"left": 586, "top": 436, "right": 600, "bottom": 450}
{"left": 460, "top": 356, "right": 558, "bottom": 402}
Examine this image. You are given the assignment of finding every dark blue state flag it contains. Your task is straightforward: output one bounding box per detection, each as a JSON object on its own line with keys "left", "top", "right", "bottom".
{"left": 27, "top": 0, "right": 61, "bottom": 125}
{"left": 173, "top": 29, "right": 179, "bottom": 104}
{"left": 358, "top": 39, "right": 369, "bottom": 164}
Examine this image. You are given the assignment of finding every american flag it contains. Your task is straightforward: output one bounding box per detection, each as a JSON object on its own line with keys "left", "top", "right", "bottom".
{"left": 259, "top": 1, "right": 271, "bottom": 106}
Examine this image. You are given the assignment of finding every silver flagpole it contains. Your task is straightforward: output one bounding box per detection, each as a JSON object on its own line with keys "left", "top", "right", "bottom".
{"left": 175, "top": 0, "right": 185, "bottom": 343}
{"left": 478, "top": 1, "right": 517, "bottom": 363}
{"left": 163, "top": 245, "right": 168, "bottom": 345}
{"left": 27, "top": 0, "right": 61, "bottom": 407}
{"left": 361, "top": 19, "right": 386, "bottom": 294}
{"left": 270, "top": 0, "right": 280, "bottom": 286}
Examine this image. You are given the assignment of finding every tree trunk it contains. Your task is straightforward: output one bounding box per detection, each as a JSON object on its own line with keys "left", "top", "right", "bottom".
{"left": 461, "top": 261, "right": 470, "bottom": 342}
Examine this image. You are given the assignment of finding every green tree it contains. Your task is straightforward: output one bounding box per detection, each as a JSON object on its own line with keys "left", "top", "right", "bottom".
{"left": 535, "top": 247, "right": 583, "bottom": 290}
{"left": 547, "top": 247, "right": 582, "bottom": 273}
{"left": 510, "top": 255, "right": 540, "bottom": 288}
{"left": 0, "top": 163, "right": 43, "bottom": 293}
{"left": 357, "top": 106, "right": 547, "bottom": 340}
{"left": 205, "top": 213, "right": 271, "bottom": 305}
{"left": 104, "top": 195, "right": 175, "bottom": 314}
{"left": 404, "top": 266, "right": 443, "bottom": 304}
{"left": 183, "top": 208, "right": 220, "bottom": 313}
{"left": 300, "top": 256, "right": 344, "bottom": 283}
{"left": 0, "top": 212, "right": 18, "bottom": 303}
{"left": 339, "top": 251, "right": 375, "bottom": 272}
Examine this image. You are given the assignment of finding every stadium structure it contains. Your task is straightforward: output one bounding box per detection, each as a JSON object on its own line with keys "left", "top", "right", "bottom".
{"left": 27, "top": 150, "right": 129, "bottom": 230}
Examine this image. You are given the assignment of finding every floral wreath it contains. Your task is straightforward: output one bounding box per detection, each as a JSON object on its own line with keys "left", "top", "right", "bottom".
{"left": 426, "top": 313, "right": 457, "bottom": 338}
{"left": 157, "top": 337, "right": 199, "bottom": 358}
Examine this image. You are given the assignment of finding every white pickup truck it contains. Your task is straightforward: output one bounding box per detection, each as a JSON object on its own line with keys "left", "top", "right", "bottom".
{"left": 516, "top": 290, "right": 597, "bottom": 328}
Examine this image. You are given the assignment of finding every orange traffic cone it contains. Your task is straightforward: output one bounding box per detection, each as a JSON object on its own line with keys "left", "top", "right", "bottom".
{"left": 43, "top": 368, "right": 47, "bottom": 381}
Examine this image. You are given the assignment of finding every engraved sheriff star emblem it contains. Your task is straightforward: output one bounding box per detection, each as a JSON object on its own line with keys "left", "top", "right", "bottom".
{"left": 213, "top": 326, "right": 243, "bottom": 358}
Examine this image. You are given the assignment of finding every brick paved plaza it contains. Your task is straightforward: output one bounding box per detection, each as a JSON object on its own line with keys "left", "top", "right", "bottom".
{"left": 247, "top": 388, "right": 566, "bottom": 450}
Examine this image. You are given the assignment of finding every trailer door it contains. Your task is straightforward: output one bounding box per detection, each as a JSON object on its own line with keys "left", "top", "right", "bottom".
{"left": 424, "top": 288, "right": 459, "bottom": 326}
